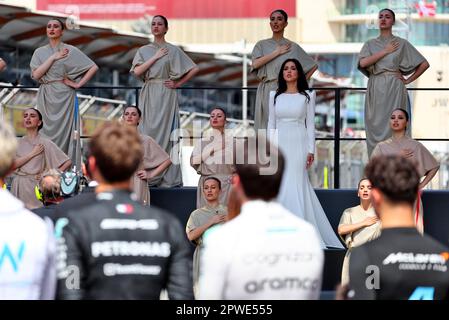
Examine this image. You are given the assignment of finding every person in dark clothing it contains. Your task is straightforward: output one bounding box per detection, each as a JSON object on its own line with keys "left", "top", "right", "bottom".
{"left": 56, "top": 122, "right": 193, "bottom": 300}
{"left": 348, "top": 155, "right": 449, "bottom": 300}
{"left": 32, "top": 169, "right": 64, "bottom": 222}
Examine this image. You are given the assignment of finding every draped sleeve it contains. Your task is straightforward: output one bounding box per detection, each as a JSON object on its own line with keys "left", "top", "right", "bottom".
{"left": 42, "top": 137, "right": 70, "bottom": 169}
{"left": 250, "top": 40, "right": 264, "bottom": 73}
{"left": 130, "top": 47, "right": 146, "bottom": 81}
{"left": 30, "top": 48, "right": 44, "bottom": 73}
{"left": 338, "top": 208, "right": 353, "bottom": 247}
{"left": 190, "top": 138, "right": 203, "bottom": 173}
{"left": 169, "top": 45, "right": 196, "bottom": 80}
{"left": 186, "top": 208, "right": 209, "bottom": 245}
{"left": 186, "top": 209, "right": 201, "bottom": 233}
{"left": 64, "top": 45, "right": 96, "bottom": 81}
{"left": 399, "top": 40, "right": 427, "bottom": 76}
{"left": 142, "top": 135, "right": 170, "bottom": 170}
{"left": 414, "top": 141, "right": 439, "bottom": 177}
{"left": 358, "top": 41, "right": 372, "bottom": 77}
{"left": 293, "top": 43, "right": 317, "bottom": 74}
{"left": 370, "top": 143, "right": 383, "bottom": 159}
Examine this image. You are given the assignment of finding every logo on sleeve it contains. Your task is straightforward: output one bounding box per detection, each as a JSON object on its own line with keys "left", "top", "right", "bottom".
{"left": 0, "top": 242, "right": 25, "bottom": 272}
{"left": 116, "top": 204, "right": 134, "bottom": 215}
{"left": 383, "top": 252, "right": 448, "bottom": 272}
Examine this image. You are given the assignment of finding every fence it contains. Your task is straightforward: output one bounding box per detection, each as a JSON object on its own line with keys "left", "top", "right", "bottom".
{"left": 1, "top": 83, "right": 448, "bottom": 189}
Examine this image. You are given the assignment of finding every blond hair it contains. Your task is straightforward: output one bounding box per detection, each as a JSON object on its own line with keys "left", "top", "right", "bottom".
{"left": 0, "top": 121, "right": 18, "bottom": 178}
{"left": 39, "top": 169, "right": 62, "bottom": 200}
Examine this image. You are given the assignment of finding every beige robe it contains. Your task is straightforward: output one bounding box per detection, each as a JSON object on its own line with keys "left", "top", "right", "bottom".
{"left": 339, "top": 205, "right": 381, "bottom": 285}
{"left": 11, "top": 134, "right": 70, "bottom": 209}
{"left": 251, "top": 38, "right": 317, "bottom": 130}
{"left": 371, "top": 136, "right": 439, "bottom": 233}
{"left": 30, "top": 43, "right": 96, "bottom": 159}
{"left": 358, "top": 36, "right": 426, "bottom": 156}
{"left": 131, "top": 42, "right": 197, "bottom": 187}
{"left": 190, "top": 131, "right": 234, "bottom": 208}
{"left": 186, "top": 204, "right": 227, "bottom": 297}
{"left": 131, "top": 134, "right": 170, "bottom": 205}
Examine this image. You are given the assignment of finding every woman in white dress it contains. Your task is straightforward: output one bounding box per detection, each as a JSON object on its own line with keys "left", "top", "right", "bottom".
{"left": 268, "top": 58, "right": 343, "bottom": 249}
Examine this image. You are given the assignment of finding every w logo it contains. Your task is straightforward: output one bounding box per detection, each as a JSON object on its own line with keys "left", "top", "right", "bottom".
{"left": 0, "top": 242, "right": 26, "bottom": 272}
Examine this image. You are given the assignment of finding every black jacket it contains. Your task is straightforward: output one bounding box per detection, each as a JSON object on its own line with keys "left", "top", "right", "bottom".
{"left": 52, "top": 190, "right": 97, "bottom": 223}
{"left": 56, "top": 189, "right": 194, "bottom": 300}
{"left": 32, "top": 203, "right": 58, "bottom": 221}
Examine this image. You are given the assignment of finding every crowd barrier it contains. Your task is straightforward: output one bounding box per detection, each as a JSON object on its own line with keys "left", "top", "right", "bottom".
{"left": 151, "top": 187, "right": 449, "bottom": 290}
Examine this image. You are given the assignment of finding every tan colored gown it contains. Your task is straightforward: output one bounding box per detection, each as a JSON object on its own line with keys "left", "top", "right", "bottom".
{"left": 186, "top": 204, "right": 227, "bottom": 297}
{"left": 190, "top": 131, "right": 234, "bottom": 208}
{"left": 339, "top": 205, "right": 381, "bottom": 285}
{"left": 11, "top": 134, "right": 70, "bottom": 209}
{"left": 131, "top": 42, "right": 197, "bottom": 187}
{"left": 30, "top": 43, "right": 96, "bottom": 158}
{"left": 130, "top": 134, "right": 170, "bottom": 205}
{"left": 358, "top": 35, "right": 426, "bottom": 156}
{"left": 372, "top": 135, "right": 439, "bottom": 233}
{"left": 251, "top": 38, "right": 317, "bottom": 130}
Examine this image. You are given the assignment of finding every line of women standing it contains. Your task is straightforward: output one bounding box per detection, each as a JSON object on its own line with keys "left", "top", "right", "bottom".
{"left": 25, "top": 10, "right": 439, "bottom": 232}
{"left": 28, "top": 15, "right": 199, "bottom": 193}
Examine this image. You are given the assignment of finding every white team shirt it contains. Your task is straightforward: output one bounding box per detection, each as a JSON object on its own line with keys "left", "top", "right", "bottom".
{"left": 199, "top": 200, "right": 324, "bottom": 300}
{"left": 0, "top": 189, "right": 56, "bottom": 300}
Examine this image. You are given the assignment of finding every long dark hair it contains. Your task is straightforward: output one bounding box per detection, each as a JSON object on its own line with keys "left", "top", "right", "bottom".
{"left": 274, "top": 58, "right": 310, "bottom": 105}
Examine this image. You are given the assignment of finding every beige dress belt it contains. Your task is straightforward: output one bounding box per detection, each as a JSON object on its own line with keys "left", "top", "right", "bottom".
{"left": 372, "top": 70, "right": 401, "bottom": 77}
{"left": 39, "top": 79, "right": 64, "bottom": 84}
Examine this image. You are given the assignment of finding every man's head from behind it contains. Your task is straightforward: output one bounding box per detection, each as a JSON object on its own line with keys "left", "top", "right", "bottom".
{"left": 88, "top": 122, "right": 143, "bottom": 184}
{"left": 365, "top": 155, "right": 420, "bottom": 216}
{"left": 233, "top": 137, "right": 285, "bottom": 203}
{"left": 0, "top": 121, "right": 17, "bottom": 181}
{"left": 39, "top": 169, "right": 63, "bottom": 203}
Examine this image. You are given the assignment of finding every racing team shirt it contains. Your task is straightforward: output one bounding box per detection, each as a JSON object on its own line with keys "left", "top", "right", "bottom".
{"left": 349, "top": 227, "right": 449, "bottom": 300}
{"left": 56, "top": 189, "right": 193, "bottom": 300}
{"left": 0, "top": 189, "right": 55, "bottom": 300}
{"left": 199, "top": 200, "right": 324, "bottom": 300}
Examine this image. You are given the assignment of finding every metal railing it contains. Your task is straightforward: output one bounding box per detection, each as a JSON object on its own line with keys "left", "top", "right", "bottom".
{"left": 2, "top": 84, "right": 449, "bottom": 189}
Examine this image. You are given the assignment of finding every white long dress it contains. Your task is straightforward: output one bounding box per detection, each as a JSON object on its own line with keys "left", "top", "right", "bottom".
{"left": 268, "top": 90, "right": 343, "bottom": 249}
